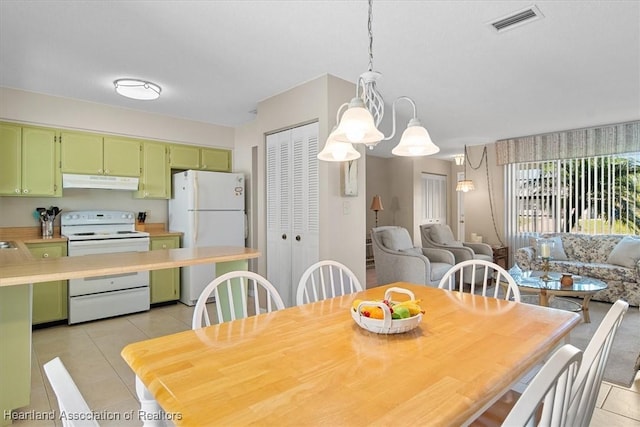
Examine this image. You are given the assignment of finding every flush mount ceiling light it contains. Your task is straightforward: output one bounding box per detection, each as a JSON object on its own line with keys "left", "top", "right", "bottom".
{"left": 113, "top": 79, "right": 161, "bottom": 100}
{"left": 318, "top": 0, "right": 439, "bottom": 162}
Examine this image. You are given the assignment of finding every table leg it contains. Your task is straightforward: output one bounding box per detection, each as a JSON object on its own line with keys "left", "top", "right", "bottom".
{"left": 539, "top": 289, "right": 549, "bottom": 307}
{"left": 581, "top": 295, "right": 593, "bottom": 323}
{"left": 135, "top": 376, "right": 170, "bottom": 427}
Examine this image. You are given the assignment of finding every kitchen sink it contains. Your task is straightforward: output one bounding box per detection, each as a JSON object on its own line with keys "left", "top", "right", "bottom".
{"left": 0, "top": 241, "right": 18, "bottom": 249}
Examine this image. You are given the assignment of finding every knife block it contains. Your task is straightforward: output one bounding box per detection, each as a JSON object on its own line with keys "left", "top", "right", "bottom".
{"left": 135, "top": 221, "right": 146, "bottom": 232}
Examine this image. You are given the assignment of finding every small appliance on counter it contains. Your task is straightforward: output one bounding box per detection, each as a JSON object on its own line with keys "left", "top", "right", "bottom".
{"left": 34, "top": 206, "right": 61, "bottom": 238}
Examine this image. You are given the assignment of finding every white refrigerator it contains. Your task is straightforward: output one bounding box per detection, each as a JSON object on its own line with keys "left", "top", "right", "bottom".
{"left": 169, "top": 170, "right": 246, "bottom": 305}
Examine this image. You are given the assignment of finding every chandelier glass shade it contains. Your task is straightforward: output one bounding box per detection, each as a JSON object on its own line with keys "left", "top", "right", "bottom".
{"left": 317, "top": 0, "right": 439, "bottom": 161}
{"left": 456, "top": 145, "right": 476, "bottom": 192}
{"left": 317, "top": 127, "right": 361, "bottom": 162}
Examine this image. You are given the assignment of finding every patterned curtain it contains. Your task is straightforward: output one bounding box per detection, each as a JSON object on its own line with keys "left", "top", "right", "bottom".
{"left": 495, "top": 121, "right": 640, "bottom": 165}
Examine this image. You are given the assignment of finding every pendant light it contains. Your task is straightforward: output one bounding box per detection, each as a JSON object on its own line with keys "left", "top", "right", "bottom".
{"left": 317, "top": 126, "right": 361, "bottom": 162}
{"left": 318, "top": 0, "right": 439, "bottom": 161}
{"left": 456, "top": 145, "right": 475, "bottom": 192}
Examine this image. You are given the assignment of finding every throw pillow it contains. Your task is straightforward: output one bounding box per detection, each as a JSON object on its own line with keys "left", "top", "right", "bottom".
{"left": 380, "top": 228, "right": 413, "bottom": 251}
{"left": 430, "top": 224, "right": 456, "bottom": 245}
{"left": 607, "top": 236, "right": 640, "bottom": 268}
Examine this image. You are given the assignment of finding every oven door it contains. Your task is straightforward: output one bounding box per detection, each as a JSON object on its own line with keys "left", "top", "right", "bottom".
{"left": 68, "top": 237, "right": 150, "bottom": 297}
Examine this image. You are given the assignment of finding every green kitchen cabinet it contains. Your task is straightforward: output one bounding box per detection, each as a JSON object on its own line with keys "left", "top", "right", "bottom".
{"left": 60, "top": 132, "right": 141, "bottom": 177}
{"left": 169, "top": 144, "right": 232, "bottom": 172}
{"left": 0, "top": 123, "right": 60, "bottom": 197}
{"left": 200, "top": 147, "right": 231, "bottom": 172}
{"left": 25, "top": 242, "right": 68, "bottom": 324}
{"left": 169, "top": 144, "right": 200, "bottom": 169}
{"left": 149, "top": 236, "right": 180, "bottom": 303}
{"left": 136, "top": 140, "right": 171, "bottom": 199}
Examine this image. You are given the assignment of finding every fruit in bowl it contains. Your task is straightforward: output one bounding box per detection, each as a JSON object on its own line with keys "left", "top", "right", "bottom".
{"left": 351, "top": 287, "right": 425, "bottom": 334}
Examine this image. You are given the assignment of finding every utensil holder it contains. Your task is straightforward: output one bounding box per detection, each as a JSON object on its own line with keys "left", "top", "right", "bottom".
{"left": 41, "top": 219, "right": 53, "bottom": 238}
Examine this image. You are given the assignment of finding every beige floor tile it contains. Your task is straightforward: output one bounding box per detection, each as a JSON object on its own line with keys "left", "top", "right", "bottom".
{"left": 590, "top": 408, "right": 640, "bottom": 427}
{"left": 601, "top": 386, "right": 640, "bottom": 421}
{"left": 596, "top": 382, "right": 613, "bottom": 408}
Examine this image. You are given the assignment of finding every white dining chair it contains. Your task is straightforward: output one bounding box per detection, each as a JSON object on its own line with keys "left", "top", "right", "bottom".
{"left": 296, "top": 260, "right": 363, "bottom": 305}
{"left": 192, "top": 271, "right": 285, "bottom": 329}
{"left": 43, "top": 357, "right": 100, "bottom": 427}
{"left": 567, "top": 299, "right": 629, "bottom": 426}
{"left": 502, "top": 344, "right": 583, "bottom": 426}
{"left": 438, "top": 259, "right": 521, "bottom": 302}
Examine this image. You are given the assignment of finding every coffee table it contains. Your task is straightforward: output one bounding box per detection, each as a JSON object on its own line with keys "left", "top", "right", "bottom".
{"left": 511, "top": 272, "right": 608, "bottom": 323}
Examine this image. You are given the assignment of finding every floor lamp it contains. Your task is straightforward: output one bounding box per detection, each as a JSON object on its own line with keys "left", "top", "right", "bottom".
{"left": 370, "top": 195, "right": 384, "bottom": 227}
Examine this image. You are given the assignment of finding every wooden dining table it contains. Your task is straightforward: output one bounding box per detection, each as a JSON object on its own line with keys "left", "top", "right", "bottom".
{"left": 121, "top": 282, "right": 581, "bottom": 427}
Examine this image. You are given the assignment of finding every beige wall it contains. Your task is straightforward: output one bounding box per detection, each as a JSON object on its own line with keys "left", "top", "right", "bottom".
{"left": 365, "top": 154, "right": 456, "bottom": 246}
{"left": 235, "top": 74, "right": 367, "bottom": 283}
{"left": 460, "top": 144, "right": 506, "bottom": 247}
{"left": 0, "top": 87, "right": 235, "bottom": 227}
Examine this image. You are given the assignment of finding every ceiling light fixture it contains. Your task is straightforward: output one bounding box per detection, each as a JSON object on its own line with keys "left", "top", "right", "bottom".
{"left": 318, "top": 0, "right": 439, "bottom": 161}
{"left": 113, "top": 79, "right": 161, "bottom": 100}
{"left": 454, "top": 154, "right": 465, "bottom": 166}
{"left": 456, "top": 145, "right": 475, "bottom": 192}
{"left": 317, "top": 126, "right": 362, "bottom": 162}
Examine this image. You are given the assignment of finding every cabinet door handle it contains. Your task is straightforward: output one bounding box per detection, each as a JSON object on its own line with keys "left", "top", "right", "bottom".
{"left": 162, "top": 244, "right": 167, "bottom": 249}
{"left": 43, "top": 253, "right": 49, "bottom": 258}
{"left": 98, "top": 169, "right": 103, "bottom": 174}
{"left": 295, "top": 235, "right": 301, "bottom": 241}
{"left": 15, "top": 189, "right": 20, "bottom": 194}
{"left": 281, "top": 234, "right": 287, "bottom": 240}
{"left": 23, "top": 189, "right": 29, "bottom": 194}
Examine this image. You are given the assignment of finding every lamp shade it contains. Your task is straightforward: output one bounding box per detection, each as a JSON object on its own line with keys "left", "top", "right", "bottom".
{"left": 317, "top": 127, "right": 361, "bottom": 162}
{"left": 332, "top": 98, "right": 384, "bottom": 144}
{"left": 370, "top": 195, "right": 384, "bottom": 212}
{"left": 114, "top": 79, "right": 161, "bottom": 100}
{"left": 456, "top": 180, "right": 475, "bottom": 192}
{"left": 391, "top": 118, "right": 440, "bottom": 157}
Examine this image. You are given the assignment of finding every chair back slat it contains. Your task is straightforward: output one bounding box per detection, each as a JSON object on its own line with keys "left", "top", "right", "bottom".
{"left": 192, "top": 271, "right": 285, "bottom": 329}
{"left": 567, "top": 299, "right": 629, "bottom": 426}
{"left": 296, "top": 260, "right": 364, "bottom": 306}
{"left": 502, "top": 344, "right": 582, "bottom": 426}
{"left": 438, "top": 259, "right": 521, "bottom": 302}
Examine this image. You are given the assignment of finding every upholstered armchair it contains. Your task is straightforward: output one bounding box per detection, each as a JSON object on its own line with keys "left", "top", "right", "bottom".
{"left": 371, "top": 226, "right": 455, "bottom": 287}
{"left": 420, "top": 224, "right": 493, "bottom": 284}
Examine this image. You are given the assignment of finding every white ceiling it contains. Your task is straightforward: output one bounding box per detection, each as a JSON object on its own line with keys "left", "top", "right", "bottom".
{"left": 1, "top": 1, "right": 639, "bottom": 159}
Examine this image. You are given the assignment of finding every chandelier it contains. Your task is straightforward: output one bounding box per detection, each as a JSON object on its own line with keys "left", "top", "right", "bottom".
{"left": 318, "top": 0, "right": 440, "bottom": 161}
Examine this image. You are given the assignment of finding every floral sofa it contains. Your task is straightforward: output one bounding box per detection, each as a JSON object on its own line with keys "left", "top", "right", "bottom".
{"left": 515, "top": 233, "right": 640, "bottom": 306}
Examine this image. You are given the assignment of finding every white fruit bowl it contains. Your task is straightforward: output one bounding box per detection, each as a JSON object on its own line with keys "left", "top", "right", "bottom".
{"left": 351, "top": 287, "right": 423, "bottom": 334}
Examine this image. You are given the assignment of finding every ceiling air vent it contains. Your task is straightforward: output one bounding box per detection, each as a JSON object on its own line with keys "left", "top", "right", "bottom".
{"left": 489, "top": 5, "right": 544, "bottom": 32}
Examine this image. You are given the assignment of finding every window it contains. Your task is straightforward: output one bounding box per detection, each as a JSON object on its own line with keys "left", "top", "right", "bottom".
{"left": 505, "top": 153, "right": 639, "bottom": 249}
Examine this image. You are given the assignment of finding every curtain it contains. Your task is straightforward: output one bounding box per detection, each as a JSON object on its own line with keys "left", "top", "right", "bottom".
{"left": 495, "top": 121, "right": 640, "bottom": 165}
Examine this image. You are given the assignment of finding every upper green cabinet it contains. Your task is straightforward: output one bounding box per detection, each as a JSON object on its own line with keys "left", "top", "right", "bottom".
{"left": 0, "top": 123, "right": 61, "bottom": 197}
{"left": 169, "top": 145, "right": 231, "bottom": 172}
{"left": 136, "top": 141, "right": 170, "bottom": 199}
{"left": 169, "top": 144, "right": 200, "bottom": 169}
{"left": 60, "top": 132, "right": 141, "bottom": 177}
{"left": 200, "top": 147, "right": 231, "bottom": 172}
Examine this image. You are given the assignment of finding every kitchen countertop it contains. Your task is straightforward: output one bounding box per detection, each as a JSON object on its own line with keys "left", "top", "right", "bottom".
{"left": 0, "top": 246, "right": 260, "bottom": 287}
{"left": 0, "top": 223, "right": 192, "bottom": 286}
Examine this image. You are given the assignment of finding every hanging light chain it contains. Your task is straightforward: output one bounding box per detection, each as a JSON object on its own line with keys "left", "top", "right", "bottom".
{"left": 368, "top": 0, "right": 374, "bottom": 71}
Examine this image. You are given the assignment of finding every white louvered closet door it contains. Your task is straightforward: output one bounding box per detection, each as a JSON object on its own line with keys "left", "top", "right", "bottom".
{"left": 266, "top": 122, "right": 319, "bottom": 307}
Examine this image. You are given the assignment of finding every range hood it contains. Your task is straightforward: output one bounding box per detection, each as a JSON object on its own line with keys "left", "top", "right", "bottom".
{"left": 62, "top": 174, "right": 139, "bottom": 191}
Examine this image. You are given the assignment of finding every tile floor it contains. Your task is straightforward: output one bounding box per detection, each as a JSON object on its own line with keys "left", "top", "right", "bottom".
{"left": 10, "top": 289, "right": 640, "bottom": 427}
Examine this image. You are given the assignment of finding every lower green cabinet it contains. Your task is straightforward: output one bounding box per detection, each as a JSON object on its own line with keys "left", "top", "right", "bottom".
{"left": 150, "top": 236, "right": 180, "bottom": 303}
{"left": 25, "top": 242, "right": 68, "bottom": 325}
